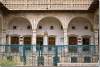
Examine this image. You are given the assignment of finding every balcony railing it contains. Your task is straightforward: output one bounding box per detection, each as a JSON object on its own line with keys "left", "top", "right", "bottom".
{"left": 0, "top": 45, "right": 98, "bottom": 66}
{"left": 1, "top": 0, "right": 93, "bottom": 10}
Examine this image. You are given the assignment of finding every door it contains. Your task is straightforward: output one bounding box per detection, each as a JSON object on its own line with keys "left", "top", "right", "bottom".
{"left": 24, "top": 37, "right": 31, "bottom": 50}
{"left": 69, "top": 36, "right": 77, "bottom": 45}
{"left": 82, "top": 37, "right": 90, "bottom": 51}
{"left": 68, "top": 36, "right": 77, "bottom": 52}
{"left": 48, "top": 36, "right": 55, "bottom": 50}
{"left": 11, "top": 36, "right": 19, "bottom": 52}
{"left": 36, "top": 36, "right": 43, "bottom": 51}
{"left": 36, "top": 36, "right": 44, "bottom": 66}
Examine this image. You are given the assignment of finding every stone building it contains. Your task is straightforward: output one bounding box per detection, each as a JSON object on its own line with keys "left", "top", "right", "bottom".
{"left": 0, "top": 0, "right": 99, "bottom": 67}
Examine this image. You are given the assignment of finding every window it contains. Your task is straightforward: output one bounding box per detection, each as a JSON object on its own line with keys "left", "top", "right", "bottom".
{"left": 13, "top": 26, "right": 17, "bottom": 29}
{"left": 50, "top": 26, "right": 54, "bottom": 30}
{"left": 27, "top": 25, "right": 31, "bottom": 29}
{"left": 61, "top": 26, "right": 63, "bottom": 30}
{"left": 72, "top": 26, "right": 75, "bottom": 30}
{"left": 71, "top": 57, "right": 77, "bottom": 63}
{"left": 84, "top": 57, "right": 91, "bottom": 63}
{"left": 38, "top": 25, "right": 42, "bottom": 29}
{"left": 84, "top": 26, "right": 88, "bottom": 30}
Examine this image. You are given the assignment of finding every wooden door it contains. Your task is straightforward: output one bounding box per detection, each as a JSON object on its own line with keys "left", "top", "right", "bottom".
{"left": 82, "top": 37, "right": 90, "bottom": 51}
{"left": 36, "top": 36, "right": 43, "bottom": 46}
{"left": 68, "top": 36, "right": 77, "bottom": 52}
{"left": 48, "top": 37, "right": 55, "bottom": 45}
{"left": 36, "top": 36, "right": 43, "bottom": 51}
{"left": 48, "top": 36, "right": 55, "bottom": 50}
{"left": 82, "top": 37, "right": 90, "bottom": 45}
{"left": 24, "top": 37, "right": 31, "bottom": 44}
{"left": 69, "top": 36, "right": 77, "bottom": 45}
{"left": 11, "top": 36, "right": 19, "bottom": 52}
{"left": 24, "top": 37, "right": 31, "bottom": 50}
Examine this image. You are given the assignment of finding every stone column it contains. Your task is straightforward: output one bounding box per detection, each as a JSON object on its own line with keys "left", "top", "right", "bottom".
{"left": 77, "top": 36, "right": 82, "bottom": 45}
{"left": 43, "top": 32, "right": 48, "bottom": 45}
{"left": 32, "top": 29, "right": 36, "bottom": 52}
{"left": 63, "top": 29, "right": 69, "bottom": 62}
{"left": 64, "top": 29, "right": 68, "bottom": 45}
{"left": 94, "top": 29, "right": 99, "bottom": 57}
{"left": 8, "top": 35, "right": 11, "bottom": 45}
{"left": 94, "top": 30, "right": 99, "bottom": 46}
{"left": 1, "top": 30, "right": 6, "bottom": 45}
{"left": 19, "top": 35, "right": 23, "bottom": 45}
{"left": 90, "top": 36, "right": 94, "bottom": 45}
{"left": 1, "top": 30, "right": 6, "bottom": 52}
{"left": 32, "top": 30, "right": 36, "bottom": 45}
{"left": 77, "top": 36, "right": 82, "bottom": 62}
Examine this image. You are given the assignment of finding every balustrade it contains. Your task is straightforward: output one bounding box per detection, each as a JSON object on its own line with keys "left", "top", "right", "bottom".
{"left": 0, "top": 0, "right": 93, "bottom": 10}
{"left": 0, "top": 45, "right": 98, "bottom": 66}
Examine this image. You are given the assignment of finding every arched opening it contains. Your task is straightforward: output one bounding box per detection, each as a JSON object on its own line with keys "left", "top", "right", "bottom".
{"left": 67, "top": 17, "right": 93, "bottom": 53}
{"left": 36, "top": 17, "right": 63, "bottom": 66}
{"left": 68, "top": 35, "right": 78, "bottom": 53}
{"left": 7, "top": 17, "right": 32, "bottom": 52}
{"left": 68, "top": 17, "right": 93, "bottom": 45}
{"left": 37, "top": 17, "right": 64, "bottom": 46}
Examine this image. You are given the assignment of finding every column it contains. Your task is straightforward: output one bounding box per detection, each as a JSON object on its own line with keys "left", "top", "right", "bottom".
{"left": 8, "top": 35, "right": 11, "bottom": 52}
{"left": 8, "top": 35, "right": 11, "bottom": 45}
{"left": 1, "top": 31, "right": 6, "bottom": 45}
{"left": 90, "top": 36, "right": 94, "bottom": 45}
{"left": 43, "top": 32, "right": 48, "bottom": 45}
{"left": 19, "top": 35, "right": 24, "bottom": 56}
{"left": 64, "top": 29, "right": 68, "bottom": 45}
{"left": 32, "top": 30, "right": 36, "bottom": 45}
{"left": 19, "top": 35, "right": 23, "bottom": 45}
{"left": 77, "top": 36, "right": 82, "bottom": 61}
{"left": 77, "top": 36, "right": 82, "bottom": 45}
{"left": 94, "top": 29, "right": 99, "bottom": 56}
{"left": 94, "top": 30, "right": 99, "bottom": 45}
{"left": 1, "top": 30, "right": 6, "bottom": 52}
{"left": 63, "top": 29, "right": 68, "bottom": 56}
{"left": 32, "top": 29, "right": 36, "bottom": 52}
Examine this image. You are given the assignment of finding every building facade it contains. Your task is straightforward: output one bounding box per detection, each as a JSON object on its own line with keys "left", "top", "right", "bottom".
{"left": 0, "top": 0, "right": 99, "bottom": 66}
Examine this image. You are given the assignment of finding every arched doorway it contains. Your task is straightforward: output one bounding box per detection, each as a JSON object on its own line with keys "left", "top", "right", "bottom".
{"left": 37, "top": 17, "right": 64, "bottom": 46}
{"left": 68, "top": 17, "right": 93, "bottom": 45}
{"left": 7, "top": 17, "right": 32, "bottom": 52}
{"left": 36, "top": 17, "right": 64, "bottom": 66}
{"left": 67, "top": 17, "right": 94, "bottom": 62}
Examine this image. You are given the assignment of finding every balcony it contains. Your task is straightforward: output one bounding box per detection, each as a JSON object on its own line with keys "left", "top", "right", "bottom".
{"left": 0, "top": 45, "right": 98, "bottom": 66}
{"left": 0, "top": 0, "right": 94, "bottom": 10}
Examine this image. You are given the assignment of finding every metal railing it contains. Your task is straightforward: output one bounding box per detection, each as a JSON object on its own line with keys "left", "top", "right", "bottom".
{"left": 0, "top": 45, "right": 99, "bottom": 66}
{"left": 1, "top": 0, "right": 93, "bottom": 10}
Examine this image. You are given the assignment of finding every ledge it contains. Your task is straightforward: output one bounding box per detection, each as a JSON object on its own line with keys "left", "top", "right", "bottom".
{"left": 58, "top": 63, "right": 99, "bottom": 67}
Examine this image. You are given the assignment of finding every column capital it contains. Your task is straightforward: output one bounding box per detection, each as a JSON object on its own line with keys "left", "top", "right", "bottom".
{"left": 32, "top": 29, "right": 36, "bottom": 33}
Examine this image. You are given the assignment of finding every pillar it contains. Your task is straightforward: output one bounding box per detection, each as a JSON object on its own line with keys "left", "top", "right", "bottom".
{"left": 94, "top": 30, "right": 99, "bottom": 46}
{"left": 90, "top": 36, "right": 94, "bottom": 45}
{"left": 77, "top": 36, "right": 82, "bottom": 45}
{"left": 43, "top": 32, "right": 48, "bottom": 45}
{"left": 77, "top": 36, "right": 82, "bottom": 53}
{"left": 63, "top": 29, "right": 68, "bottom": 55}
{"left": 64, "top": 29, "right": 68, "bottom": 45}
{"left": 1, "top": 30, "right": 6, "bottom": 52}
{"left": 8, "top": 35, "right": 11, "bottom": 45}
{"left": 32, "top": 29, "right": 36, "bottom": 52}
{"left": 94, "top": 29, "right": 99, "bottom": 56}
{"left": 32, "top": 30, "right": 36, "bottom": 45}
{"left": 19, "top": 35, "right": 23, "bottom": 45}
